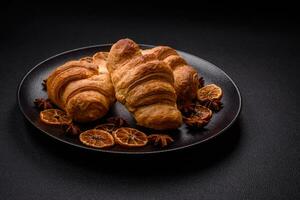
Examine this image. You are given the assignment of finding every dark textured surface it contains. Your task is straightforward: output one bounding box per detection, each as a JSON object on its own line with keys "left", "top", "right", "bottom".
{"left": 1, "top": 4, "right": 300, "bottom": 200}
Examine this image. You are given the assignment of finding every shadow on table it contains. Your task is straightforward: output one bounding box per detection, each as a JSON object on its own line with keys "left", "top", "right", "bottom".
{"left": 14, "top": 105, "right": 243, "bottom": 179}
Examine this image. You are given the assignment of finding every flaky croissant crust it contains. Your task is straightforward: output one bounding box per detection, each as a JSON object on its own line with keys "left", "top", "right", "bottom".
{"left": 47, "top": 58, "right": 115, "bottom": 122}
{"left": 107, "top": 39, "right": 182, "bottom": 130}
{"left": 47, "top": 61, "right": 99, "bottom": 109}
{"left": 142, "top": 46, "right": 199, "bottom": 105}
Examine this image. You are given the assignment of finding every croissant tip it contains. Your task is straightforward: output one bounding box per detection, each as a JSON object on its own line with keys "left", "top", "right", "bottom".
{"left": 110, "top": 38, "right": 140, "bottom": 59}
{"left": 114, "top": 38, "right": 138, "bottom": 47}
{"left": 119, "top": 38, "right": 134, "bottom": 42}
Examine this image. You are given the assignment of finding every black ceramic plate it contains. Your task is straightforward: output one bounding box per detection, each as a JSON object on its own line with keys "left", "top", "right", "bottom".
{"left": 18, "top": 44, "right": 241, "bottom": 154}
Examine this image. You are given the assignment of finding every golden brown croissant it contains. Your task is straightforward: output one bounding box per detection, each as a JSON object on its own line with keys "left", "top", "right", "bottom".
{"left": 142, "top": 47, "right": 199, "bottom": 105}
{"left": 46, "top": 56, "right": 115, "bottom": 122}
{"left": 107, "top": 39, "right": 182, "bottom": 130}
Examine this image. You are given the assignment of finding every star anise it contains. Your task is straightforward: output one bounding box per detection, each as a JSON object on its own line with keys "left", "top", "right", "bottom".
{"left": 34, "top": 98, "right": 53, "bottom": 110}
{"left": 65, "top": 123, "right": 81, "bottom": 136}
{"left": 179, "top": 102, "right": 196, "bottom": 116}
{"left": 148, "top": 134, "right": 174, "bottom": 147}
{"left": 198, "top": 76, "right": 204, "bottom": 88}
{"left": 42, "top": 79, "right": 47, "bottom": 91}
{"left": 94, "top": 123, "right": 118, "bottom": 133}
{"left": 106, "top": 117, "right": 129, "bottom": 127}
{"left": 201, "top": 100, "right": 223, "bottom": 111}
{"left": 183, "top": 116, "right": 209, "bottom": 128}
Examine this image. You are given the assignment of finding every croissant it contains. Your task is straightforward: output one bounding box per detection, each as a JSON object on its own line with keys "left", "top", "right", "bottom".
{"left": 107, "top": 39, "right": 182, "bottom": 130}
{"left": 46, "top": 55, "right": 115, "bottom": 122}
{"left": 142, "top": 47, "right": 199, "bottom": 105}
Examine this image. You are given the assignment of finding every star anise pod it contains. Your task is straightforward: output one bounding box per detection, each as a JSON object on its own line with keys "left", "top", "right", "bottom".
{"left": 148, "top": 134, "right": 174, "bottom": 147}
{"left": 198, "top": 76, "right": 204, "bottom": 88}
{"left": 183, "top": 116, "right": 209, "bottom": 128}
{"left": 106, "top": 117, "right": 129, "bottom": 127}
{"left": 179, "top": 102, "right": 196, "bottom": 116}
{"left": 65, "top": 123, "right": 81, "bottom": 136}
{"left": 42, "top": 79, "right": 47, "bottom": 91}
{"left": 94, "top": 123, "right": 117, "bottom": 133}
{"left": 34, "top": 98, "right": 53, "bottom": 110}
{"left": 201, "top": 100, "right": 223, "bottom": 111}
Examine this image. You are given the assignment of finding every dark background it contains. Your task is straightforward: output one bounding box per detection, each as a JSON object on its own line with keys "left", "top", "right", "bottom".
{"left": 1, "top": 1, "right": 299, "bottom": 199}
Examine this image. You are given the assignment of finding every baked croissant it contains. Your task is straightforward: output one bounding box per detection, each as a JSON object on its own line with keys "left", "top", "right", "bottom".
{"left": 46, "top": 56, "right": 115, "bottom": 122}
{"left": 107, "top": 39, "right": 182, "bottom": 130}
{"left": 142, "top": 47, "right": 199, "bottom": 105}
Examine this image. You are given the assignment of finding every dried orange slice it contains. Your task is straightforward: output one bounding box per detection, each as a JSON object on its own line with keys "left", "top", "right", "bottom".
{"left": 79, "top": 129, "right": 115, "bottom": 148}
{"left": 183, "top": 105, "right": 212, "bottom": 128}
{"left": 194, "top": 105, "right": 212, "bottom": 120}
{"left": 197, "top": 84, "right": 222, "bottom": 102}
{"left": 113, "top": 128, "right": 148, "bottom": 147}
{"left": 40, "top": 109, "right": 72, "bottom": 125}
{"left": 94, "top": 123, "right": 117, "bottom": 133}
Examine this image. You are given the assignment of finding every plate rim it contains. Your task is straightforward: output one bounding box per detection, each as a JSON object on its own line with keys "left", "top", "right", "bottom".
{"left": 17, "top": 44, "right": 242, "bottom": 155}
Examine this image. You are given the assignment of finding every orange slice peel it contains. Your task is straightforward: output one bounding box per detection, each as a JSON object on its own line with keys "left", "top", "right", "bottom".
{"left": 113, "top": 128, "right": 148, "bottom": 147}
{"left": 40, "top": 109, "right": 72, "bottom": 125}
{"left": 79, "top": 129, "right": 115, "bottom": 148}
